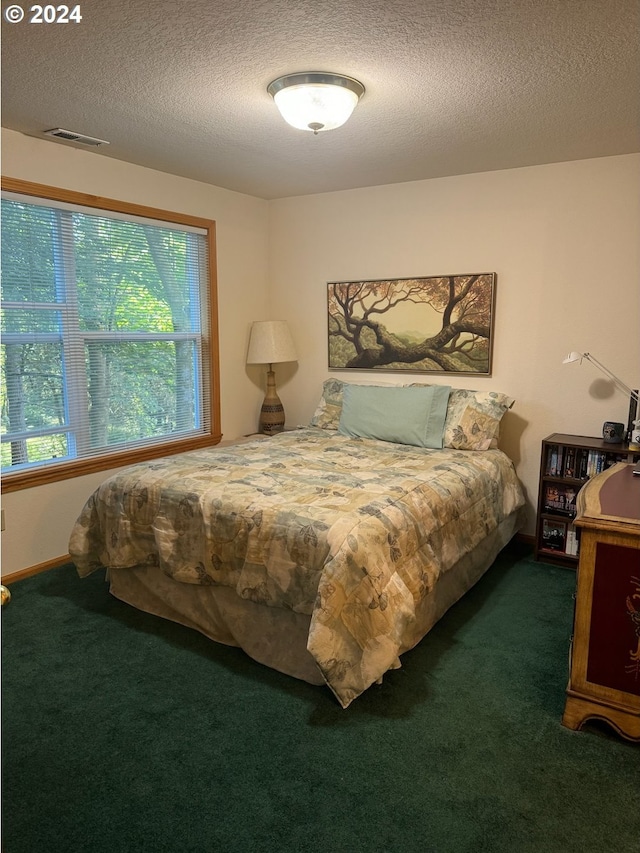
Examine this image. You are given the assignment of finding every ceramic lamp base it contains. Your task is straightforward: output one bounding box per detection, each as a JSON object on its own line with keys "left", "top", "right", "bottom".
{"left": 259, "top": 369, "right": 285, "bottom": 435}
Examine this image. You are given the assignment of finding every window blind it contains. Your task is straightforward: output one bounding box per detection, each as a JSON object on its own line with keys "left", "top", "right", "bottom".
{"left": 1, "top": 188, "right": 216, "bottom": 480}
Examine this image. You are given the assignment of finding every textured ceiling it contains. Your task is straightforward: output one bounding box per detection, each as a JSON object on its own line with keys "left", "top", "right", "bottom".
{"left": 2, "top": 0, "right": 639, "bottom": 199}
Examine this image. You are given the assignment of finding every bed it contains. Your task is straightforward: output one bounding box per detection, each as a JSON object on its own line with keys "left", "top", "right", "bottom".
{"left": 69, "top": 381, "right": 525, "bottom": 708}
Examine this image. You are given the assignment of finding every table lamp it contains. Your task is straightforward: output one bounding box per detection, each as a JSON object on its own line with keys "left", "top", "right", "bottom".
{"left": 247, "top": 320, "right": 297, "bottom": 435}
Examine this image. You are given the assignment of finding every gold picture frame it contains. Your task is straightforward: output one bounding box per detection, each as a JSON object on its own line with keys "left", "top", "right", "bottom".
{"left": 327, "top": 272, "right": 497, "bottom": 374}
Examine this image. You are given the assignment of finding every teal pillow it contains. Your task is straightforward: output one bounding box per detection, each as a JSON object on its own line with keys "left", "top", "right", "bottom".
{"left": 338, "top": 384, "right": 451, "bottom": 448}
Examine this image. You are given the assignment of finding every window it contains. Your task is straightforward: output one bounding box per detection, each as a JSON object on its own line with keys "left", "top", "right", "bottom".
{"left": 1, "top": 179, "right": 220, "bottom": 492}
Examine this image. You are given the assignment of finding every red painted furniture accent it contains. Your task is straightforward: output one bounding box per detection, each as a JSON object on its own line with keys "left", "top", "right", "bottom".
{"left": 562, "top": 463, "right": 640, "bottom": 740}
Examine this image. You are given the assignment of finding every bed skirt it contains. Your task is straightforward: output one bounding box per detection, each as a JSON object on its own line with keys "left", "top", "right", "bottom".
{"left": 107, "top": 511, "right": 523, "bottom": 692}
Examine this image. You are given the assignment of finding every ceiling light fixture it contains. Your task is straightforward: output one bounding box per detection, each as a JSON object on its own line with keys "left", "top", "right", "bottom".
{"left": 267, "top": 72, "right": 365, "bottom": 134}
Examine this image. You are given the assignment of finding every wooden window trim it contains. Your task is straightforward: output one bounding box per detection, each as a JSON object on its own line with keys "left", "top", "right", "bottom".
{"left": 1, "top": 177, "right": 221, "bottom": 494}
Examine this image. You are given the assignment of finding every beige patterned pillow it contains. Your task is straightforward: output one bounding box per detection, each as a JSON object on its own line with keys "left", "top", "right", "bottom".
{"left": 442, "top": 389, "right": 514, "bottom": 450}
{"left": 309, "top": 379, "right": 345, "bottom": 429}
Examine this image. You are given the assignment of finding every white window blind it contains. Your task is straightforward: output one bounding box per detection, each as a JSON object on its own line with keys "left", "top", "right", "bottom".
{"left": 1, "top": 189, "right": 215, "bottom": 479}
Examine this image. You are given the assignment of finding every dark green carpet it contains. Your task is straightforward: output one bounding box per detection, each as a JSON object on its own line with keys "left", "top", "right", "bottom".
{"left": 2, "top": 543, "right": 638, "bottom": 853}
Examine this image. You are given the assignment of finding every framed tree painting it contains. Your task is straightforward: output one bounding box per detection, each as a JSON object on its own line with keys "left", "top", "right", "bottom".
{"left": 327, "top": 272, "right": 496, "bottom": 374}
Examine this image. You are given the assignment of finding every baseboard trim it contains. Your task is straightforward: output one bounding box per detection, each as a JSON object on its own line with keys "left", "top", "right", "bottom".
{"left": 515, "top": 532, "right": 535, "bottom": 547}
{"left": 2, "top": 554, "right": 71, "bottom": 585}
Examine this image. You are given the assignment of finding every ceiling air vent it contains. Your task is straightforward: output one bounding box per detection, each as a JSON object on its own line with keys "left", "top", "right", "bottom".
{"left": 43, "top": 128, "right": 110, "bottom": 147}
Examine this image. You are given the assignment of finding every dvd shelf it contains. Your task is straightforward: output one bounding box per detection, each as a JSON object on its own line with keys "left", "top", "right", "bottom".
{"left": 535, "top": 433, "right": 640, "bottom": 568}
{"left": 545, "top": 444, "right": 627, "bottom": 480}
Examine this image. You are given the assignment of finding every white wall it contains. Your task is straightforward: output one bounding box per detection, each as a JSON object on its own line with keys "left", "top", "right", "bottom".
{"left": 268, "top": 154, "right": 640, "bottom": 534}
{"left": 2, "top": 132, "right": 638, "bottom": 574}
{"left": 1, "top": 129, "right": 270, "bottom": 575}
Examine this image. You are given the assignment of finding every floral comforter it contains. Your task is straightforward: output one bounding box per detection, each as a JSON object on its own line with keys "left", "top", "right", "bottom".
{"left": 69, "top": 428, "right": 524, "bottom": 707}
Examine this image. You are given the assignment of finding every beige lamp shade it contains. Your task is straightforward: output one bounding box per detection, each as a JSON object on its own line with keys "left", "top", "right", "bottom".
{"left": 246, "top": 320, "right": 297, "bottom": 365}
{"left": 247, "top": 320, "right": 297, "bottom": 436}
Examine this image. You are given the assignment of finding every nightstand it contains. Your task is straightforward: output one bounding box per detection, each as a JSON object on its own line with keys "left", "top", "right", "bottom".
{"left": 217, "top": 434, "right": 269, "bottom": 448}
{"left": 243, "top": 427, "right": 297, "bottom": 438}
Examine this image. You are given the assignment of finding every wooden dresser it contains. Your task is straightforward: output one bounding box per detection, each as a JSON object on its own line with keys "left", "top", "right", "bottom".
{"left": 562, "top": 462, "right": 640, "bottom": 740}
